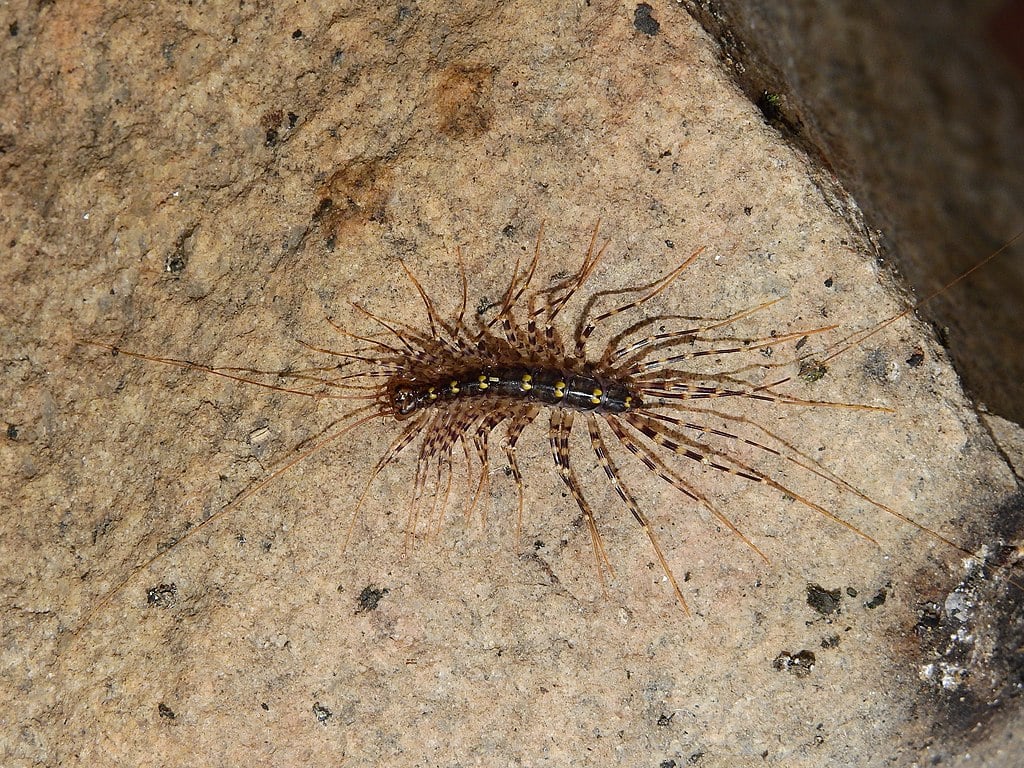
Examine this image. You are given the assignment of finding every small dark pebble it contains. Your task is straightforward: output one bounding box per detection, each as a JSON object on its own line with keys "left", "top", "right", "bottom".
{"left": 806, "top": 583, "right": 841, "bottom": 615}
{"left": 633, "top": 3, "right": 660, "bottom": 36}
{"left": 355, "top": 584, "right": 389, "bottom": 614}
{"left": 864, "top": 588, "right": 887, "bottom": 609}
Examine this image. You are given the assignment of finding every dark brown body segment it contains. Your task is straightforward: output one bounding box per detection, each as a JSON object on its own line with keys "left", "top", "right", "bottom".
{"left": 395, "top": 367, "right": 641, "bottom": 417}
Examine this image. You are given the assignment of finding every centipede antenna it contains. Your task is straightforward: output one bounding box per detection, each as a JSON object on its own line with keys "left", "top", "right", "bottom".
{"left": 75, "top": 340, "right": 353, "bottom": 401}
{"left": 820, "top": 228, "right": 1024, "bottom": 366}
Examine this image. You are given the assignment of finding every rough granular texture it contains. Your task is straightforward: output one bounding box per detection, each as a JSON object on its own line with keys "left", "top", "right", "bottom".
{"left": 2, "top": 2, "right": 1020, "bottom": 767}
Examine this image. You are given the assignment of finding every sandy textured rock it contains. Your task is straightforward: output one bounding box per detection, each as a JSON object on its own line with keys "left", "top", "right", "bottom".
{"left": 683, "top": 0, "right": 1024, "bottom": 424}
{"left": 1, "top": 2, "right": 1021, "bottom": 767}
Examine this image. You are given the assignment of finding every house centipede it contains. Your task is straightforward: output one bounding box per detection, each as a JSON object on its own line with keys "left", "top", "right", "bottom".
{"left": 72, "top": 223, "right": 1022, "bottom": 630}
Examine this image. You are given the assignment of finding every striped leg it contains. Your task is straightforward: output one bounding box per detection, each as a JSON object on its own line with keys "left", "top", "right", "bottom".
{"left": 603, "top": 414, "right": 770, "bottom": 565}
{"left": 624, "top": 412, "right": 878, "bottom": 545}
{"left": 572, "top": 246, "right": 705, "bottom": 359}
{"left": 504, "top": 404, "right": 541, "bottom": 540}
{"left": 345, "top": 413, "right": 430, "bottom": 548}
{"left": 548, "top": 409, "right": 615, "bottom": 593}
{"left": 586, "top": 414, "right": 690, "bottom": 614}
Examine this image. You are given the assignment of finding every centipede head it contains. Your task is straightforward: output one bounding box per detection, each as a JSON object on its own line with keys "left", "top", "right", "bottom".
{"left": 389, "top": 383, "right": 422, "bottom": 419}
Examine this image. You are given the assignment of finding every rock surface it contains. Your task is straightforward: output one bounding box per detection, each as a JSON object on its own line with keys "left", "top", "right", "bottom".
{"left": 1, "top": 2, "right": 1021, "bottom": 767}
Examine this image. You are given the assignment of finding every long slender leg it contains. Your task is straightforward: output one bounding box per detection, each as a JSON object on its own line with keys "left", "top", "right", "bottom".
{"left": 651, "top": 404, "right": 989, "bottom": 564}
{"left": 345, "top": 413, "right": 430, "bottom": 548}
{"left": 587, "top": 415, "right": 690, "bottom": 614}
{"left": 413, "top": 404, "right": 474, "bottom": 530}
{"left": 463, "top": 430, "right": 491, "bottom": 526}
{"left": 572, "top": 245, "right": 705, "bottom": 358}
{"left": 69, "top": 406, "right": 382, "bottom": 643}
{"left": 448, "top": 250, "right": 487, "bottom": 357}
{"left": 466, "top": 406, "right": 518, "bottom": 526}
{"left": 624, "top": 412, "right": 879, "bottom": 545}
{"left": 600, "top": 297, "right": 783, "bottom": 367}
{"left": 398, "top": 258, "right": 483, "bottom": 358}
{"left": 548, "top": 410, "right": 615, "bottom": 590}
{"left": 545, "top": 223, "right": 609, "bottom": 322}
{"left": 622, "top": 326, "right": 834, "bottom": 376}
{"left": 490, "top": 221, "right": 545, "bottom": 340}
{"left": 635, "top": 375, "right": 888, "bottom": 414}
{"left": 427, "top": 449, "right": 455, "bottom": 537}
{"left": 403, "top": 434, "right": 434, "bottom": 548}
{"left": 504, "top": 404, "right": 541, "bottom": 540}
{"left": 603, "top": 414, "right": 770, "bottom": 564}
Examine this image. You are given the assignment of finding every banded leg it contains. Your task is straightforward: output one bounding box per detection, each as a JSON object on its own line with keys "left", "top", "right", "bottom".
{"left": 586, "top": 414, "right": 690, "bottom": 614}
{"left": 624, "top": 412, "right": 879, "bottom": 545}
{"left": 600, "top": 297, "right": 783, "bottom": 368}
{"left": 403, "top": 433, "right": 435, "bottom": 547}
{"left": 345, "top": 412, "right": 431, "bottom": 548}
{"left": 622, "top": 326, "right": 834, "bottom": 377}
{"left": 503, "top": 404, "right": 541, "bottom": 540}
{"left": 548, "top": 410, "right": 615, "bottom": 591}
{"left": 398, "top": 258, "right": 478, "bottom": 357}
{"left": 493, "top": 223, "right": 544, "bottom": 344}
{"left": 604, "top": 415, "right": 770, "bottom": 565}
{"left": 653, "top": 404, "right": 985, "bottom": 562}
{"left": 465, "top": 408, "right": 512, "bottom": 525}
{"left": 572, "top": 245, "right": 705, "bottom": 359}
{"left": 543, "top": 222, "right": 608, "bottom": 322}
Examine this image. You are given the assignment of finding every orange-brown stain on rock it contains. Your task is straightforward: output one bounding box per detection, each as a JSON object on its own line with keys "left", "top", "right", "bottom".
{"left": 434, "top": 64, "right": 496, "bottom": 139}
{"left": 315, "top": 157, "right": 393, "bottom": 244}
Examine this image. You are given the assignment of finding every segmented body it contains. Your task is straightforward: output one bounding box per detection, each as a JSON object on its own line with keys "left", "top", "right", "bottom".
{"left": 393, "top": 368, "right": 640, "bottom": 417}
